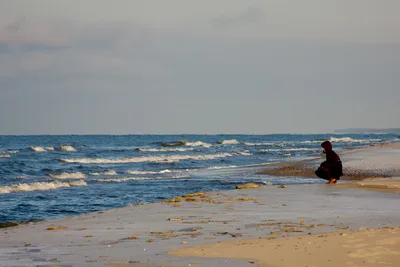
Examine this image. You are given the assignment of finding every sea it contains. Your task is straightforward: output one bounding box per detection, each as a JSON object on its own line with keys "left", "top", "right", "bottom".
{"left": 0, "top": 134, "right": 398, "bottom": 223}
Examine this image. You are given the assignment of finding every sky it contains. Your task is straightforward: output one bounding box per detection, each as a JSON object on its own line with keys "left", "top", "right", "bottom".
{"left": 0, "top": 0, "right": 399, "bottom": 134}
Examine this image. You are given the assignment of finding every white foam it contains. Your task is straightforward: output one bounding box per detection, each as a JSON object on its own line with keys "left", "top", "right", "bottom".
{"left": 60, "top": 153, "right": 232, "bottom": 164}
{"left": 185, "top": 141, "right": 212, "bottom": 148}
{"left": 329, "top": 137, "right": 382, "bottom": 143}
{"left": 89, "top": 170, "right": 118, "bottom": 176}
{"left": 218, "top": 139, "right": 239, "bottom": 145}
{"left": 48, "top": 172, "right": 87, "bottom": 179}
{"left": 58, "top": 145, "right": 77, "bottom": 152}
{"left": 7, "top": 150, "right": 19, "bottom": 154}
{"left": 260, "top": 148, "right": 318, "bottom": 152}
{"left": 242, "top": 142, "right": 275, "bottom": 146}
{"left": 232, "top": 150, "right": 252, "bottom": 156}
{"left": 95, "top": 177, "right": 150, "bottom": 183}
{"left": 28, "top": 146, "right": 53, "bottom": 152}
{"left": 300, "top": 140, "right": 322, "bottom": 144}
{"left": 0, "top": 154, "right": 11, "bottom": 158}
{"left": 207, "top": 165, "right": 238, "bottom": 170}
{"left": 0, "top": 180, "right": 87, "bottom": 194}
{"left": 137, "top": 147, "right": 194, "bottom": 152}
{"left": 127, "top": 169, "right": 173, "bottom": 175}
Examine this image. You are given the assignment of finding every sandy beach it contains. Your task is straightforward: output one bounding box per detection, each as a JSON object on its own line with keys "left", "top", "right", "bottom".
{"left": 1, "top": 142, "right": 399, "bottom": 266}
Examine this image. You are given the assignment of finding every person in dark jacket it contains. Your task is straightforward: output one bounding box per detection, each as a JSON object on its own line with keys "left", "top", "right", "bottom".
{"left": 315, "top": 141, "right": 343, "bottom": 184}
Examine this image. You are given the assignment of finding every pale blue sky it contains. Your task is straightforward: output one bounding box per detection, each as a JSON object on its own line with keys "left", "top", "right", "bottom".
{"left": 0, "top": 0, "right": 399, "bottom": 134}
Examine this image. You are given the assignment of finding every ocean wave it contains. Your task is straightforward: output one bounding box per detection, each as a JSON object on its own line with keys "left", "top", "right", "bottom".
{"left": 0, "top": 154, "right": 11, "bottom": 158}
{"left": 89, "top": 170, "right": 118, "bottom": 176}
{"left": 217, "top": 139, "right": 239, "bottom": 145}
{"left": 127, "top": 169, "right": 173, "bottom": 175}
{"left": 232, "top": 150, "right": 252, "bottom": 156}
{"left": 299, "top": 140, "right": 322, "bottom": 144}
{"left": 0, "top": 180, "right": 87, "bottom": 194}
{"left": 95, "top": 173, "right": 189, "bottom": 183}
{"left": 95, "top": 177, "right": 150, "bottom": 183}
{"left": 136, "top": 147, "right": 194, "bottom": 152}
{"left": 242, "top": 142, "right": 275, "bottom": 146}
{"left": 59, "top": 153, "right": 233, "bottom": 164}
{"left": 58, "top": 145, "right": 77, "bottom": 152}
{"left": 160, "top": 141, "right": 186, "bottom": 147}
{"left": 207, "top": 165, "right": 238, "bottom": 170}
{"left": 28, "top": 146, "right": 54, "bottom": 152}
{"left": 259, "top": 148, "right": 318, "bottom": 152}
{"left": 329, "top": 137, "right": 381, "bottom": 143}
{"left": 185, "top": 141, "right": 213, "bottom": 148}
{"left": 48, "top": 172, "right": 87, "bottom": 179}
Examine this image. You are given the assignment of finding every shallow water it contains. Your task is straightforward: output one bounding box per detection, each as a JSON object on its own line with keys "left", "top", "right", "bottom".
{"left": 0, "top": 134, "right": 397, "bottom": 222}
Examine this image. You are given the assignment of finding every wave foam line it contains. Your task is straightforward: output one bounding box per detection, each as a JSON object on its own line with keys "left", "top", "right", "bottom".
{"left": 260, "top": 148, "right": 318, "bottom": 152}
{"left": 58, "top": 145, "right": 77, "bottom": 152}
{"left": 232, "top": 150, "right": 252, "bottom": 156}
{"left": 242, "top": 142, "right": 275, "bottom": 146}
{"left": 48, "top": 172, "right": 87, "bottom": 179}
{"left": 89, "top": 170, "right": 118, "bottom": 176}
{"left": 217, "top": 139, "right": 239, "bottom": 145}
{"left": 207, "top": 165, "right": 238, "bottom": 170}
{"left": 95, "top": 177, "right": 150, "bottom": 183}
{"left": 59, "top": 153, "right": 233, "bottom": 164}
{"left": 185, "top": 141, "right": 212, "bottom": 148}
{"left": 329, "top": 137, "right": 382, "bottom": 143}
{"left": 127, "top": 169, "right": 173, "bottom": 175}
{"left": 28, "top": 146, "right": 54, "bottom": 152}
{"left": 0, "top": 180, "right": 87, "bottom": 194}
{"left": 137, "top": 147, "right": 194, "bottom": 152}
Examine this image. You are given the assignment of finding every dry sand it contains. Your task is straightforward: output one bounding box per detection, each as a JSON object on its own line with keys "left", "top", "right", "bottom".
{"left": 171, "top": 227, "right": 400, "bottom": 267}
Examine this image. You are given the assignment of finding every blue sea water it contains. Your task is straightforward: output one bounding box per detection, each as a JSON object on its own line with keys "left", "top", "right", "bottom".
{"left": 0, "top": 134, "right": 397, "bottom": 223}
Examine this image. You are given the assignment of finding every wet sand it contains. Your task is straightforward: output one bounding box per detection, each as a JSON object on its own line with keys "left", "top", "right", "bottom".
{"left": 169, "top": 142, "right": 400, "bottom": 266}
{"left": 0, "top": 143, "right": 399, "bottom": 266}
{"left": 1, "top": 183, "right": 399, "bottom": 266}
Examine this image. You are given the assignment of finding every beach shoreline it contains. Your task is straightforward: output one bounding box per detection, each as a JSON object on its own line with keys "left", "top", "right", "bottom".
{"left": 0, "top": 141, "right": 399, "bottom": 266}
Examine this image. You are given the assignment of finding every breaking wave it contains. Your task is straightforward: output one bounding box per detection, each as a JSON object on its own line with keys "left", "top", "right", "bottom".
{"left": 127, "top": 169, "right": 173, "bottom": 175}
{"left": 58, "top": 145, "right": 77, "bottom": 152}
{"left": 28, "top": 146, "right": 54, "bottom": 152}
{"left": 48, "top": 172, "right": 87, "bottom": 179}
{"left": 207, "top": 165, "right": 238, "bottom": 170}
{"left": 329, "top": 137, "right": 382, "bottom": 143}
{"left": 232, "top": 150, "right": 252, "bottom": 156}
{"left": 217, "top": 139, "right": 239, "bottom": 145}
{"left": 242, "top": 142, "right": 275, "bottom": 146}
{"left": 89, "top": 170, "right": 118, "bottom": 176}
{"left": 95, "top": 177, "right": 150, "bottom": 183}
{"left": 0, "top": 180, "right": 87, "bottom": 194}
{"left": 59, "top": 153, "right": 233, "bottom": 164}
{"left": 185, "top": 141, "right": 212, "bottom": 148}
{"left": 136, "top": 147, "right": 194, "bottom": 152}
{"left": 259, "top": 148, "right": 318, "bottom": 152}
